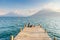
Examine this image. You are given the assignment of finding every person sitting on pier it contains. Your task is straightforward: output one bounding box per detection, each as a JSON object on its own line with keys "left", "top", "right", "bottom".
{"left": 30, "top": 25, "right": 32, "bottom": 27}
{"left": 28, "top": 23, "right": 30, "bottom": 27}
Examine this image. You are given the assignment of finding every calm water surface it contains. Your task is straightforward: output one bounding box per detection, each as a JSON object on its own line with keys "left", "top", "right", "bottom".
{"left": 0, "top": 17, "right": 60, "bottom": 40}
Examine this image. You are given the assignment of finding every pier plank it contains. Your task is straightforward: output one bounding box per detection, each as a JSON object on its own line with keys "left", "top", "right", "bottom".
{"left": 14, "top": 26, "right": 52, "bottom": 40}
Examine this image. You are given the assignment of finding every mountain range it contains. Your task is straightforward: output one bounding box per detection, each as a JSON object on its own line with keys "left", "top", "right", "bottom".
{"left": 0, "top": 12, "right": 22, "bottom": 17}
{"left": 31, "top": 10, "right": 60, "bottom": 17}
{"left": 0, "top": 10, "right": 60, "bottom": 17}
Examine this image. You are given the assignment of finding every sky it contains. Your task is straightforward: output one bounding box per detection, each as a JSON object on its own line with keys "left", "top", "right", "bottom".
{"left": 0, "top": 0, "right": 60, "bottom": 16}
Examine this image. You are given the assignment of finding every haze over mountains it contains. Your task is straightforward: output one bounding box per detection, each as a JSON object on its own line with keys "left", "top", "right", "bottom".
{"left": 3, "top": 12, "right": 19, "bottom": 17}
{"left": 0, "top": 10, "right": 60, "bottom": 17}
{"left": 0, "top": 12, "right": 25, "bottom": 17}
{"left": 31, "top": 10, "right": 60, "bottom": 17}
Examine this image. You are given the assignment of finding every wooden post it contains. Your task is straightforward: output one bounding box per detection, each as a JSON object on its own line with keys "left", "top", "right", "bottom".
{"left": 54, "top": 37, "right": 57, "bottom": 40}
{"left": 20, "top": 28, "right": 22, "bottom": 32}
{"left": 24, "top": 24, "right": 26, "bottom": 28}
{"left": 45, "top": 29, "right": 47, "bottom": 33}
{"left": 38, "top": 24, "right": 42, "bottom": 28}
{"left": 11, "top": 35, "right": 14, "bottom": 40}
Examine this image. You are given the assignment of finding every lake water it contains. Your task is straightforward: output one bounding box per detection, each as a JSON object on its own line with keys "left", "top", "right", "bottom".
{"left": 0, "top": 17, "right": 60, "bottom": 40}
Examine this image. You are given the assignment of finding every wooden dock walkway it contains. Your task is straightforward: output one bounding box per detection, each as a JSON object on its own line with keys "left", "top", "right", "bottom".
{"left": 14, "top": 26, "right": 52, "bottom": 40}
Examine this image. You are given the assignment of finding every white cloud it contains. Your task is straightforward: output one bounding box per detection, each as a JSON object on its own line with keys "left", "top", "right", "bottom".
{"left": 0, "top": 9, "right": 40, "bottom": 16}
{"left": 13, "top": 9, "right": 40, "bottom": 16}
{"left": 0, "top": 9, "right": 9, "bottom": 15}
{"left": 42, "top": 0, "right": 60, "bottom": 12}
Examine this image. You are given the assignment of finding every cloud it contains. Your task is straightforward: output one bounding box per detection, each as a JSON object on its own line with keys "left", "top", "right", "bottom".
{"left": 0, "top": 9, "right": 9, "bottom": 15}
{"left": 42, "top": 0, "right": 60, "bottom": 12}
{"left": 0, "top": 9, "right": 40, "bottom": 16}
{"left": 13, "top": 9, "right": 40, "bottom": 16}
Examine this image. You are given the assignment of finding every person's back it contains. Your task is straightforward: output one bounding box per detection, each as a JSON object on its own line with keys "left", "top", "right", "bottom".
{"left": 30, "top": 25, "right": 32, "bottom": 27}
{"left": 28, "top": 23, "right": 30, "bottom": 27}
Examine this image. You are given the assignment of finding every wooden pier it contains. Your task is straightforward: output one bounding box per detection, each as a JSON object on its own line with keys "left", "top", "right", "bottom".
{"left": 12, "top": 25, "right": 52, "bottom": 40}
